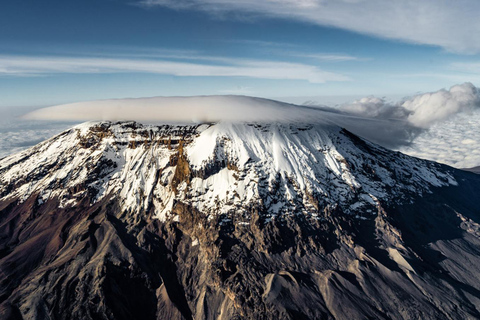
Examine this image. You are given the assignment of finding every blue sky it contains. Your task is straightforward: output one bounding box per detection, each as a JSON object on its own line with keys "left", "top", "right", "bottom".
{"left": 1, "top": 0, "right": 480, "bottom": 108}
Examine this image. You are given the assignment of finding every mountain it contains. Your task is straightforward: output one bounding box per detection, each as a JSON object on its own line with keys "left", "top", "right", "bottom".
{"left": 0, "top": 120, "right": 480, "bottom": 320}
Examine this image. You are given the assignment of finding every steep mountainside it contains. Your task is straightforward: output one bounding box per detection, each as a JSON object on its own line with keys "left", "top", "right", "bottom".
{"left": 0, "top": 121, "right": 479, "bottom": 320}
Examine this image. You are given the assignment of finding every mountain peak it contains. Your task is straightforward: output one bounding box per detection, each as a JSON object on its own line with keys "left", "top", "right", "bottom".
{"left": 0, "top": 121, "right": 456, "bottom": 223}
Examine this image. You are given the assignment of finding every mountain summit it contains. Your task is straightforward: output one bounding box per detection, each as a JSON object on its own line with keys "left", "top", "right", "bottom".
{"left": 1, "top": 120, "right": 480, "bottom": 319}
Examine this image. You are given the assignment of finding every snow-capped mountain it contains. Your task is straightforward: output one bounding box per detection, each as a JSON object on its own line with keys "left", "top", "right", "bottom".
{"left": 0, "top": 121, "right": 455, "bottom": 220}
{"left": 0, "top": 120, "right": 479, "bottom": 320}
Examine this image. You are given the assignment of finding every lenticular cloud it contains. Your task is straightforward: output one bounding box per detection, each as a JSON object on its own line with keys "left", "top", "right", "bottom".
{"left": 24, "top": 83, "right": 480, "bottom": 129}
{"left": 22, "top": 83, "right": 480, "bottom": 164}
{"left": 23, "top": 96, "right": 314, "bottom": 123}
{"left": 22, "top": 94, "right": 417, "bottom": 148}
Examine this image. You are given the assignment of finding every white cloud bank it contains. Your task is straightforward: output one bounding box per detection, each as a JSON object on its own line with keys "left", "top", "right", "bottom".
{"left": 403, "top": 83, "right": 480, "bottom": 128}
{"left": 0, "top": 55, "right": 349, "bottom": 83}
{"left": 400, "top": 111, "right": 480, "bottom": 169}
{"left": 139, "top": 0, "right": 480, "bottom": 54}
{"left": 338, "top": 83, "right": 480, "bottom": 168}
{"left": 339, "top": 83, "right": 480, "bottom": 128}
{"left": 0, "top": 120, "right": 77, "bottom": 159}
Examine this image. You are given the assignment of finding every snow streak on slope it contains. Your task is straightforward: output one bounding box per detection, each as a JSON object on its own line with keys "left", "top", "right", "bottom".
{"left": 0, "top": 121, "right": 456, "bottom": 223}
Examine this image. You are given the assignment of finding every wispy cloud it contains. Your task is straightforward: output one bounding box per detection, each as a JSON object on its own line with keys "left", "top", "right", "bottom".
{"left": 221, "top": 39, "right": 299, "bottom": 48}
{"left": 451, "top": 62, "right": 480, "bottom": 74}
{"left": 389, "top": 72, "right": 480, "bottom": 86}
{"left": 294, "top": 53, "right": 364, "bottom": 62}
{"left": 0, "top": 55, "right": 350, "bottom": 83}
{"left": 138, "top": 0, "right": 480, "bottom": 54}
{"left": 218, "top": 40, "right": 367, "bottom": 63}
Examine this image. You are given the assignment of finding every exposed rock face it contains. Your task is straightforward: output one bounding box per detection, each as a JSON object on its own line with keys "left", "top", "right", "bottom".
{"left": 0, "top": 121, "right": 479, "bottom": 320}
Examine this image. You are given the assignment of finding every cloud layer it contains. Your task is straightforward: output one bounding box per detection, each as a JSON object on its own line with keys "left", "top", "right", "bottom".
{"left": 0, "top": 120, "right": 77, "bottom": 159}
{"left": 139, "top": 0, "right": 480, "bottom": 54}
{"left": 337, "top": 83, "right": 480, "bottom": 167}
{"left": 339, "top": 83, "right": 480, "bottom": 128}
{"left": 399, "top": 111, "right": 480, "bottom": 169}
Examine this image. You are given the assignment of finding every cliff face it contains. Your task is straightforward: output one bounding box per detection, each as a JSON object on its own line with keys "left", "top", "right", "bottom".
{"left": 0, "top": 121, "right": 479, "bottom": 320}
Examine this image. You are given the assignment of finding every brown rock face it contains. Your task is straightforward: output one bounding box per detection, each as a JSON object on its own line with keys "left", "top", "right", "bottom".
{"left": 171, "top": 141, "right": 191, "bottom": 194}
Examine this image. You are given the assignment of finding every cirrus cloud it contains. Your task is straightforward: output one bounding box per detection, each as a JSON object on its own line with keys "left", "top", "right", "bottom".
{"left": 0, "top": 55, "right": 350, "bottom": 84}
{"left": 139, "top": 0, "right": 480, "bottom": 54}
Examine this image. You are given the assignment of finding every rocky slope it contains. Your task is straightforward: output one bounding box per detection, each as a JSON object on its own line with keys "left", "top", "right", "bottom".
{"left": 0, "top": 121, "right": 479, "bottom": 320}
